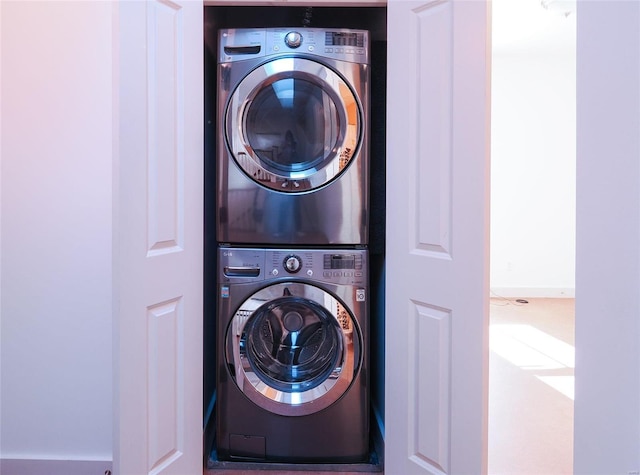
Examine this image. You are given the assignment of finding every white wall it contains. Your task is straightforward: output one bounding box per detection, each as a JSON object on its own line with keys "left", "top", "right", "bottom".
{"left": 573, "top": 1, "right": 640, "bottom": 472}
{"left": 491, "top": 1, "right": 576, "bottom": 297}
{"left": 0, "top": 1, "right": 113, "bottom": 468}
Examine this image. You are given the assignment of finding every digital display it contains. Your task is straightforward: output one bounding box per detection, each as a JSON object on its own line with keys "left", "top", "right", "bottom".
{"left": 326, "top": 32, "right": 364, "bottom": 48}
{"left": 324, "top": 254, "right": 358, "bottom": 270}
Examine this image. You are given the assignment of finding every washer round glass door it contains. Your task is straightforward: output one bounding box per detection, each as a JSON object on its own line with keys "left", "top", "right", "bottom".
{"left": 225, "top": 57, "right": 362, "bottom": 192}
{"left": 226, "top": 282, "right": 361, "bottom": 416}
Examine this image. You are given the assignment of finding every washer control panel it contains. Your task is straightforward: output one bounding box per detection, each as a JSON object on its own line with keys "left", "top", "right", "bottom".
{"left": 218, "top": 247, "right": 367, "bottom": 285}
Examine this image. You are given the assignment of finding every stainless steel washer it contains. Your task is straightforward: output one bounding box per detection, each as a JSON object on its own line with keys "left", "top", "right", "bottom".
{"left": 216, "top": 28, "right": 370, "bottom": 245}
{"left": 216, "top": 246, "right": 369, "bottom": 462}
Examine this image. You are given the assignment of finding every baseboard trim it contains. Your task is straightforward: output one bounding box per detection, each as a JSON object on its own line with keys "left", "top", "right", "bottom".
{"left": 0, "top": 458, "right": 112, "bottom": 475}
{"left": 490, "top": 287, "right": 575, "bottom": 299}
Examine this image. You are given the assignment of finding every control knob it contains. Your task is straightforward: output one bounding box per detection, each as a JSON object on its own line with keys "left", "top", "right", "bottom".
{"left": 285, "top": 31, "right": 302, "bottom": 49}
{"left": 284, "top": 255, "right": 302, "bottom": 273}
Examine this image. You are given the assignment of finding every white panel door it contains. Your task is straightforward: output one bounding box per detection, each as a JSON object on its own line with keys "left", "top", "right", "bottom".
{"left": 114, "top": 1, "right": 203, "bottom": 474}
{"left": 385, "top": 0, "right": 490, "bottom": 474}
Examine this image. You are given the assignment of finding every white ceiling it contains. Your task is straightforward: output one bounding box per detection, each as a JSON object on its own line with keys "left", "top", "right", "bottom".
{"left": 492, "top": 0, "right": 577, "bottom": 56}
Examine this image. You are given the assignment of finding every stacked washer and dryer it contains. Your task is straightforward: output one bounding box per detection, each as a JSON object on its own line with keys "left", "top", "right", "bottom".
{"left": 215, "top": 27, "right": 371, "bottom": 463}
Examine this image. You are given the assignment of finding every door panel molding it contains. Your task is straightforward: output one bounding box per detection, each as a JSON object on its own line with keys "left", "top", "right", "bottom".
{"left": 409, "top": 302, "right": 452, "bottom": 473}
{"left": 146, "top": 0, "right": 185, "bottom": 257}
{"left": 415, "top": 1, "right": 453, "bottom": 258}
{"left": 147, "top": 297, "right": 184, "bottom": 474}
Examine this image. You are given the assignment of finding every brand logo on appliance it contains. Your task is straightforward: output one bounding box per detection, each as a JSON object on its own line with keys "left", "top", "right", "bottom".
{"left": 223, "top": 251, "right": 233, "bottom": 257}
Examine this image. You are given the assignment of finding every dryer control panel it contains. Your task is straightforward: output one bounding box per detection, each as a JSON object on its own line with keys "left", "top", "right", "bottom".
{"left": 219, "top": 27, "right": 369, "bottom": 64}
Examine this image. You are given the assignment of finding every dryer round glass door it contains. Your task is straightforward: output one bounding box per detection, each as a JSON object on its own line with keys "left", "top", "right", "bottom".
{"left": 225, "top": 57, "right": 362, "bottom": 192}
{"left": 225, "top": 281, "right": 361, "bottom": 416}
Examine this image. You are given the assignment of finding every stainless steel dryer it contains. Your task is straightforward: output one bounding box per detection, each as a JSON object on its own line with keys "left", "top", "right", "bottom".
{"left": 216, "top": 246, "right": 369, "bottom": 462}
{"left": 216, "top": 28, "right": 369, "bottom": 245}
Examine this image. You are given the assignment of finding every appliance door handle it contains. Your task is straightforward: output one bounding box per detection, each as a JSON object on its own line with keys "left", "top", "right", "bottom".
{"left": 224, "top": 266, "right": 261, "bottom": 277}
